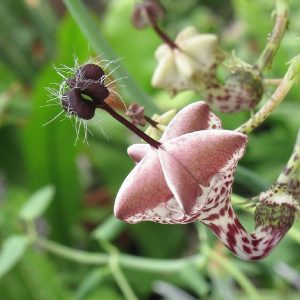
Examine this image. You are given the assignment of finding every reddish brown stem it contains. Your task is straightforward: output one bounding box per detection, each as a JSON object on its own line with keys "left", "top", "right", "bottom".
{"left": 144, "top": 115, "right": 158, "bottom": 128}
{"left": 98, "top": 102, "right": 161, "bottom": 149}
{"left": 151, "top": 22, "right": 178, "bottom": 49}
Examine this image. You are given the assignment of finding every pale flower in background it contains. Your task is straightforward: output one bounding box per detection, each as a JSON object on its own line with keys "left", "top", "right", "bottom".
{"left": 151, "top": 26, "right": 223, "bottom": 94}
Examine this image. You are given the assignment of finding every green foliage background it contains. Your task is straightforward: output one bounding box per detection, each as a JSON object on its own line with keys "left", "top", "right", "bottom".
{"left": 0, "top": 0, "right": 300, "bottom": 299}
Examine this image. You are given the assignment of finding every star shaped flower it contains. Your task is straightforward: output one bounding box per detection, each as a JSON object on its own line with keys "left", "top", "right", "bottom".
{"left": 114, "top": 102, "right": 297, "bottom": 260}
{"left": 114, "top": 102, "right": 247, "bottom": 224}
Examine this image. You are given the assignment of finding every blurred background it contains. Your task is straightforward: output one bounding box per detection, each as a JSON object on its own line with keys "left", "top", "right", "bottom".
{"left": 0, "top": 0, "right": 300, "bottom": 299}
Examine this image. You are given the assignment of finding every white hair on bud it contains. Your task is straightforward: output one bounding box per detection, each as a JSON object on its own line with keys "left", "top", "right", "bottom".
{"left": 43, "top": 56, "right": 126, "bottom": 144}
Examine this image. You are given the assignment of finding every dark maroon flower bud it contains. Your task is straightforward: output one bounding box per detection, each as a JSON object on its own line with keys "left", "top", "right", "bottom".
{"left": 66, "top": 64, "right": 110, "bottom": 106}
{"left": 61, "top": 88, "right": 96, "bottom": 120}
{"left": 80, "top": 81, "right": 110, "bottom": 104}
{"left": 132, "top": 0, "right": 165, "bottom": 29}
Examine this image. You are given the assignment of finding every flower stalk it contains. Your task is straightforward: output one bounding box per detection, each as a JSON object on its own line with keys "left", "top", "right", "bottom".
{"left": 99, "top": 101, "right": 161, "bottom": 148}
{"left": 236, "top": 54, "right": 300, "bottom": 134}
{"left": 277, "top": 129, "right": 300, "bottom": 187}
{"left": 256, "top": 0, "right": 290, "bottom": 71}
{"left": 35, "top": 238, "right": 206, "bottom": 273}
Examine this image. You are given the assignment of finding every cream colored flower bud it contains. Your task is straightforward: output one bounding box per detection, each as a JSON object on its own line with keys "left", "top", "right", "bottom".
{"left": 144, "top": 109, "right": 177, "bottom": 140}
{"left": 151, "top": 26, "right": 222, "bottom": 94}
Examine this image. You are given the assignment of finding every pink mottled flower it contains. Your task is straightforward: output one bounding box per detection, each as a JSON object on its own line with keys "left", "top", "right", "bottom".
{"left": 115, "top": 101, "right": 245, "bottom": 223}
{"left": 115, "top": 101, "right": 296, "bottom": 260}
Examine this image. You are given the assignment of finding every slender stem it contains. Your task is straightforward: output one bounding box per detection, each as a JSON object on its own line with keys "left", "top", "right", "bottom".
{"left": 236, "top": 77, "right": 293, "bottom": 134}
{"left": 99, "top": 102, "right": 161, "bottom": 148}
{"left": 36, "top": 238, "right": 205, "bottom": 273}
{"left": 101, "top": 241, "right": 138, "bottom": 300}
{"left": 256, "top": 0, "right": 289, "bottom": 70}
{"left": 144, "top": 115, "right": 158, "bottom": 128}
{"left": 62, "top": 0, "right": 158, "bottom": 114}
{"left": 264, "top": 78, "right": 282, "bottom": 85}
{"left": 151, "top": 22, "right": 178, "bottom": 49}
{"left": 236, "top": 54, "right": 300, "bottom": 134}
{"left": 202, "top": 246, "right": 262, "bottom": 300}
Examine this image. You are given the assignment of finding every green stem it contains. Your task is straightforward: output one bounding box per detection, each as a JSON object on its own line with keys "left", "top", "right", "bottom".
{"left": 236, "top": 55, "right": 300, "bottom": 134}
{"left": 102, "top": 241, "right": 138, "bottom": 300}
{"left": 202, "top": 246, "right": 262, "bottom": 300}
{"left": 36, "top": 238, "right": 205, "bottom": 273}
{"left": 256, "top": 0, "right": 289, "bottom": 70}
{"left": 62, "top": 0, "right": 158, "bottom": 114}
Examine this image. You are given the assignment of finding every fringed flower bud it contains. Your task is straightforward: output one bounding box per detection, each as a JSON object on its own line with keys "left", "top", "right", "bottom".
{"left": 61, "top": 63, "right": 110, "bottom": 120}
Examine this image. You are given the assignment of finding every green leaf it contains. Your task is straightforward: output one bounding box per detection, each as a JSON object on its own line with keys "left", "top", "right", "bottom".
{"left": 0, "top": 235, "right": 29, "bottom": 279}
{"left": 74, "top": 267, "right": 111, "bottom": 300}
{"left": 19, "top": 185, "right": 55, "bottom": 221}
{"left": 180, "top": 264, "right": 210, "bottom": 297}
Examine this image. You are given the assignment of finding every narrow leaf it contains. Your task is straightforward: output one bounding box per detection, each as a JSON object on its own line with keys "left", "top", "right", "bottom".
{"left": 19, "top": 185, "right": 55, "bottom": 221}
{"left": 0, "top": 235, "right": 29, "bottom": 279}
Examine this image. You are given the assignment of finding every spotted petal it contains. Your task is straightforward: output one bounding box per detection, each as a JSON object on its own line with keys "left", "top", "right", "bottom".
{"left": 200, "top": 183, "right": 296, "bottom": 260}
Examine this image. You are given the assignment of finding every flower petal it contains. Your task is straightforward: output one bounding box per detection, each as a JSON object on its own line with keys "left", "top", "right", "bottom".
{"left": 175, "top": 26, "right": 199, "bottom": 41}
{"left": 127, "top": 144, "right": 150, "bottom": 163}
{"left": 158, "top": 148, "right": 202, "bottom": 214}
{"left": 162, "top": 130, "right": 247, "bottom": 187}
{"left": 174, "top": 49, "right": 198, "bottom": 77}
{"left": 152, "top": 51, "right": 189, "bottom": 92}
{"left": 180, "top": 34, "right": 218, "bottom": 69}
{"left": 114, "top": 149, "right": 173, "bottom": 223}
{"left": 161, "top": 101, "right": 221, "bottom": 142}
{"left": 200, "top": 172, "right": 296, "bottom": 260}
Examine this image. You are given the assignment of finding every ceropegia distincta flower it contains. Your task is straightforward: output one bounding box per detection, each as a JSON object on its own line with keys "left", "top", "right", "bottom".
{"left": 151, "top": 26, "right": 223, "bottom": 94}
{"left": 115, "top": 101, "right": 297, "bottom": 260}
